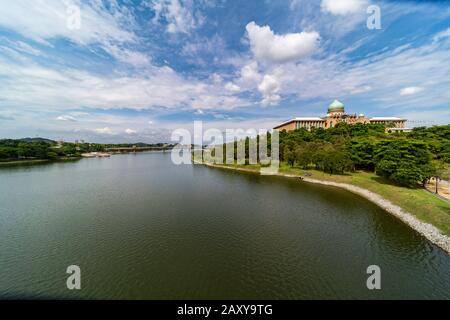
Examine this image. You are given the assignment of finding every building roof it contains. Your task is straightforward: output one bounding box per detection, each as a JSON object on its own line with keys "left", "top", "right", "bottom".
{"left": 369, "top": 117, "right": 406, "bottom": 121}
{"left": 293, "top": 117, "right": 325, "bottom": 121}
{"left": 273, "top": 117, "right": 325, "bottom": 129}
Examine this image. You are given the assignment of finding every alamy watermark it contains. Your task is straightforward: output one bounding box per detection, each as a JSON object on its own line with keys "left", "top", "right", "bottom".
{"left": 65, "top": 1, "right": 81, "bottom": 31}
{"left": 366, "top": 265, "right": 381, "bottom": 290}
{"left": 66, "top": 265, "right": 81, "bottom": 290}
{"left": 170, "top": 121, "right": 280, "bottom": 175}
{"left": 367, "top": 5, "right": 381, "bottom": 30}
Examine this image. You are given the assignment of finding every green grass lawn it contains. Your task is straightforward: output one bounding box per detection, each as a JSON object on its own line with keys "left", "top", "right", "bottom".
{"left": 215, "top": 162, "right": 450, "bottom": 236}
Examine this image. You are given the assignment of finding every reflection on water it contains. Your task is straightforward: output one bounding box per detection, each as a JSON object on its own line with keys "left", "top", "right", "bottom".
{"left": 0, "top": 153, "right": 449, "bottom": 299}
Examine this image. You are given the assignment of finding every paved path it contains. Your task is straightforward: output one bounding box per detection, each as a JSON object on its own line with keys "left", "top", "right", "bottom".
{"left": 426, "top": 178, "right": 450, "bottom": 202}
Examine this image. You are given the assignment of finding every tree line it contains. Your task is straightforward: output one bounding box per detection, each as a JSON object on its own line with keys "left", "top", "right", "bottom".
{"left": 223, "top": 123, "right": 449, "bottom": 188}
{"left": 0, "top": 139, "right": 106, "bottom": 161}
{"left": 280, "top": 123, "right": 450, "bottom": 187}
{"left": 0, "top": 139, "right": 176, "bottom": 162}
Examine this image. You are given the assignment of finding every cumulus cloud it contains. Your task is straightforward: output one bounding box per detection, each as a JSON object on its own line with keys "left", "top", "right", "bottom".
{"left": 400, "top": 87, "right": 424, "bottom": 96}
{"left": 321, "top": 0, "right": 368, "bottom": 16}
{"left": 240, "top": 61, "right": 262, "bottom": 84}
{"left": 246, "top": 21, "right": 320, "bottom": 63}
{"left": 258, "top": 75, "right": 281, "bottom": 106}
{"left": 263, "top": 36, "right": 450, "bottom": 110}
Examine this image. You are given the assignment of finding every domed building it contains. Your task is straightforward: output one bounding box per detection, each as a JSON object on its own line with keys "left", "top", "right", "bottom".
{"left": 327, "top": 100, "right": 345, "bottom": 116}
{"left": 274, "top": 100, "right": 408, "bottom": 132}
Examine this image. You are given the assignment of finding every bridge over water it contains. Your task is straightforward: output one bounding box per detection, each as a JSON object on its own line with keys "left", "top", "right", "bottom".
{"left": 106, "top": 146, "right": 173, "bottom": 153}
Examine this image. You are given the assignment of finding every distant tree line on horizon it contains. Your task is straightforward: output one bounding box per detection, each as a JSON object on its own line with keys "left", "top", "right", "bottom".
{"left": 0, "top": 139, "right": 174, "bottom": 162}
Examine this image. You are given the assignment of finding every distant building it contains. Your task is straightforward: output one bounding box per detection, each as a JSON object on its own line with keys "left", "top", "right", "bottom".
{"left": 274, "top": 100, "right": 408, "bottom": 132}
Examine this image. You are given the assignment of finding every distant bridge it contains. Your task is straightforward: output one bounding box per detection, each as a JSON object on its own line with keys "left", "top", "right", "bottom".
{"left": 106, "top": 146, "right": 173, "bottom": 153}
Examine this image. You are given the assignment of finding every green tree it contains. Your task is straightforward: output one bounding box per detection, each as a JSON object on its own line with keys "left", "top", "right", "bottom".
{"left": 295, "top": 144, "right": 313, "bottom": 169}
{"left": 284, "top": 148, "right": 296, "bottom": 167}
{"left": 348, "top": 138, "right": 377, "bottom": 171}
{"left": 375, "top": 140, "right": 433, "bottom": 187}
{"left": 322, "top": 149, "right": 353, "bottom": 174}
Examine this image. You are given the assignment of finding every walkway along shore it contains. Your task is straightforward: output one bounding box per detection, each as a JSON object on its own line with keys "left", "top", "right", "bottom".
{"left": 199, "top": 161, "right": 450, "bottom": 255}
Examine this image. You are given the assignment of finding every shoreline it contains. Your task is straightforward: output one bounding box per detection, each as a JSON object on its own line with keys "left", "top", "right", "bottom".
{"left": 0, "top": 157, "right": 81, "bottom": 167}
{"left": 200, "top": 161, "right": 450, "bottom": 255}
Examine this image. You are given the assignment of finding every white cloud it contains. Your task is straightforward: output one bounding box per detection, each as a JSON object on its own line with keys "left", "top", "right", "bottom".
{"left": 95, "top": 127, "right": 114, "bottom": 135}
{"left": 433, "top": 28, "right": 450, "bottom": 42}
{"left": 349, "top": 85, "right": 372, "bottom": 95}
{"left": 0, "top": 54, "right": 252, "bottom": 111}
{"left": 258, "top": 74, "right": 281, "bottom": 106}
{"left": 321, "top": 0, "right": 368, "bottom": 16}
{"left": 0, "top": 1, "right": 153, "bottom": 68}
{"left": 149, "top": 0, "right": 200, "bottom": 34}
{"left": 125, "top": 128, "right": 137, "bottom": 135}
{"left": 56, "top": 115, "right": 77, "bottom": 122}
{"left": 190, "top": 94, "right": 247, "bottom": 110}
{"left": 0, "top": 0, "right": 136, "bottom": 45}
{"left": 246, "top": 21, "right": 320, "bottom": 63}
{"left": 0, "top": 39, "right": 44, "bottom": 57}
{"left": 400, "top": 87, "right": 424, "bottom": 96}
{"left": 210, "top": 73, "right": 223, "bottom": 84}
{"left": 102, "top": 44, "right": 151, "bottom": 68}
{"left": 225, "top": 82, "right": 241, "bottom": 93}
{"left": 240, "top": 61, "right": 262, "bottom": 84}
{"left": 181, "top": 34, "right": 228, "bottom": 66}
{"left": 248, "top": 35, "right": 450, "bottom": 110}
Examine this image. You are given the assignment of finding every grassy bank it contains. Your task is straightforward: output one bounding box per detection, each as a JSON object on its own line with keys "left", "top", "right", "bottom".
{"left": 210, "top": 162, "right": 450, "bottom": 237}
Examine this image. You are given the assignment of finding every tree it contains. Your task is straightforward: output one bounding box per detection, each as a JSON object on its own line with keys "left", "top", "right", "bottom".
{"left": 322, "top": 150, "right": 353, "bottom": 174}
{"left": 284, "top": 148, "right": 296, "bottom": 167}
{"left": 390, "top": 165, "right": 423, "bottom": 188}
{"left": 295, "top": 144, "right": 313, "bottom": 169}
{"left": 374, "top": 140, "right": 433, "bottom": 187}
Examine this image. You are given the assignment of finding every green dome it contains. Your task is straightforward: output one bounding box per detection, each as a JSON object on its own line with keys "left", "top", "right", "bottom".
{"left": 328, "top": 100, "right": 345, "bottom": 113}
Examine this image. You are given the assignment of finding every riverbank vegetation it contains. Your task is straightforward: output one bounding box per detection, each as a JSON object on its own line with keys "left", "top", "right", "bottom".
{"left": 0, "top": 138, "right": 173, "bottom": 164}
{"left": 278, "top": 123, "right": 449, "bottom": 188}
{"left": 216, "top": 123, "right": 449, "bottom": 188}
{"left": 0, "top": 138, "right": 106, "bottom": 163}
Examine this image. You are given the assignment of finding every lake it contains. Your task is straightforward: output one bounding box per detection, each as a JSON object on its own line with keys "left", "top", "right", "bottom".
{"left": 0, "top": 152, "right": 449, "bottom": 299}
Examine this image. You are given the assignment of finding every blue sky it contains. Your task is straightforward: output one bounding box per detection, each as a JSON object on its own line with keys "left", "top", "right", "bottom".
{"left": 0, "top": 0, "right": 449, "bottom": 143}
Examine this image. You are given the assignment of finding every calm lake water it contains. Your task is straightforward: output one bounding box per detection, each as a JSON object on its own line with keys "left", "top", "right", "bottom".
{"left": 0, "top": 152, "right": 449, "bottom": 299}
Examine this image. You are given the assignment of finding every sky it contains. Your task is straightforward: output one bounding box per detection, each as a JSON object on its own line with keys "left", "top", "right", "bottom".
{"left": 0, "top": 0, "right": 449, "bottom": 143}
